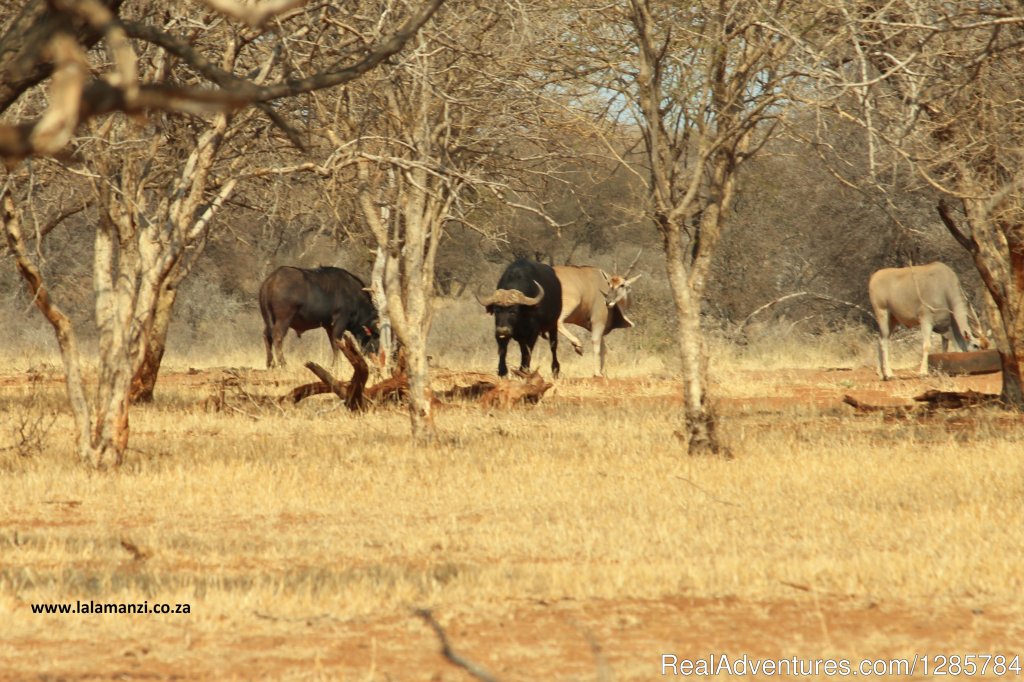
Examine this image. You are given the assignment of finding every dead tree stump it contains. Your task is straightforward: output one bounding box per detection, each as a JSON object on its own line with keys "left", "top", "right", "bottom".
{"left": 336, "top": 333, "right": 368, "bottom": 411}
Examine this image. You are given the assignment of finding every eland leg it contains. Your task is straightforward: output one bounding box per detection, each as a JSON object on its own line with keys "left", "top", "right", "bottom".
{"left": 919, "top": 320, "right": 933, "bottom": 376}
{"left": 557, "top": 318, "right": 585, "bottom": 356}
{"left": 875, "top": 309, "right": 893, "bottom": 380}
{"left": 591, "top": 323, "right": 607, "bottom": 377}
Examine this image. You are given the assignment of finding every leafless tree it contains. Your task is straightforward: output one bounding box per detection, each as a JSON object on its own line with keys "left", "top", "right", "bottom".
{"left": 327, "top": 0, "right": 573, "bottom": 441}
{"left": 0, "top": 0, "right": 443, "bottom": 466}
{"left": 568, "top": 0, "right": 819, "bottom": 454}
{"left": 2, "top": 101, "right": 234, "bottom": 467}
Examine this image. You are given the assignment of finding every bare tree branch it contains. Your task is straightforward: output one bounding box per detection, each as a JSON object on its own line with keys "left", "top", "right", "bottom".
{"left": 0, "top": 0, "right": 446, "bottom": 163}
{"left": 936, "top": 197, "right": 975, "bottom": 255}
{"left": 0, "top": 0, "right": 125, "bottom": 115}
{"left": 26, "top": 34, "right": 89, "bottom": 158}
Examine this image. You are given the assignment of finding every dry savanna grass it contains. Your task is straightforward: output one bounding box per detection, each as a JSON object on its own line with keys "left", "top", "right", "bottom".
{"left": 1, "top": 317, "right": 1023, "bottom": 680}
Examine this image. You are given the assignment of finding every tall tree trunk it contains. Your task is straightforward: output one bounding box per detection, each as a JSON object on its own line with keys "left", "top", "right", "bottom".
{"left": 404, "top": 331, "right": 434, "bottom": 442}
{"left": 401, "top": 250, "right": 435, "bottom": 443}
{"left": 663, "top": 218, "right": 722, "bottom": 455}
{"left": 2, "top": 190, "right": 98, "bottom": 465}
{"left": 91, "top": 194, "right": 141, "bottom": 468}
{"left": 950, "top": 199, "right": 1024, "bottom": 409}
{"left": 130, "top": 282, "right": 176, "bottom": 403}
{"left": 369, "top": 245, "right": 394, "bottom": 374}
{"left": 90, "top": 381, "right": 130, "bottom": 467}
{"left": 379, "top": 241, "right": 437, "bottom": 444}
{"left": 360, "top": 156, "right": 449, "bottom": 444}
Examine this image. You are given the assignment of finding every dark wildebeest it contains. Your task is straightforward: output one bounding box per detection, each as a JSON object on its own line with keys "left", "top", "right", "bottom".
{"left": 477, "top": 258, "right": 563, "bottom": 378}
{"left": 259, "top": 266, "right": 379, "bottom": 368}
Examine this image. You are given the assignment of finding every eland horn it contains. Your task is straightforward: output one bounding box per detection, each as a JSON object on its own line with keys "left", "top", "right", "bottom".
{"left": 623, "top": 248, "right": 642, "bottom": 278}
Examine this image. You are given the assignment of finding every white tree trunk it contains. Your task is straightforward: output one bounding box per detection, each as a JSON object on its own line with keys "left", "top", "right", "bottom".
{"left": 370, "top": 245, "right": 394, "bottom": 374}
{"left": 663, "top": 224, "right": 721, "bottom": 455}
{"left": 2, "top": 191, "right": 99, "bottom": 465}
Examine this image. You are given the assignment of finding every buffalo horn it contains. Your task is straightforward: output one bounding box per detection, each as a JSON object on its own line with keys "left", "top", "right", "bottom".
{"left": 518, "top": 281, "right": 544, "bottom": 306}
{"left": 476, "top": 282, "right": 545, "bottom": 307}
{"left": 475, "top": 283, "right": 495, "bottom": 307}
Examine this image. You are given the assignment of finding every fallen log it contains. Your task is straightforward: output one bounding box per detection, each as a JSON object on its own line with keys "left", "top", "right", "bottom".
{"left": 843, "top": 389, "right": 1002, "bottom": 413}
{"left": 913, "top": 389, "right": 1001, "bottom": 409}
{"left": 304, "top": 362, "right": 351, "bottom": 401}
{"left": 284, "top": 371, "right": 409, "bottom": 407}
{"left": 842, "top": 394, "right": 912, "bottom": 414}
{"left": 282, "top": 341, "right": 550, "bottom": 411}
{"left": 927, "top": 349, "right": 1001, "bottom": 376}
{"left": 440, "top": 380, "right": 498, "bottom": 402}
{"left": 480, "top": 370, "right": 553, "bottom": 409}
{"left": 290, "top": 332, "right": 367, "bottom": 412}
{"left": 366, "top": 373, "right": 409, "bottom": 403}
{"left": 280, "top": 382, "right": 334, "bottom": 404}
{"left": 430, "top": 370, "right": 499, "bottom": 402}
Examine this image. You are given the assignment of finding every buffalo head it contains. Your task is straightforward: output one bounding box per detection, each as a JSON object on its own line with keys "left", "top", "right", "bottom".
{"left": 477, "top": 281, "right": 545, "bottom": 339}
{"left": 351, "top": 319, "right": 381, "bottom": 354}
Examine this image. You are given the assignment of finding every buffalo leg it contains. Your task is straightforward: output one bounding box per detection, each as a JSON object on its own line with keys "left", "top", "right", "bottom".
{"left": 263, "top": 324, "right": 275, "bottom": 368}
{"left": 271, "top": 319, "right": 291, "bottom": 368}
{"left": 518, "top": 339, "right": 533, "bottom": 374}
{"left": 324, "top": 326, "right": 341, "bottom": 369}
{"left": 549, "top": 331, "right": 560, "bottom": 379}
{"left": 497, "top": 336, "right": 511, "bottom": 378}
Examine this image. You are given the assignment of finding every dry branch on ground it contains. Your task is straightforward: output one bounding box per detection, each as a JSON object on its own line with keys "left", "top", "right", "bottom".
{"left": 201, "top": 370, "right": 281, "bottom": 416}
{"left": 283, "top": 361, "right": 551, "bottom": 411}
{"left": 843, "top": 389, "right": 1001, "bottom": 414}
{"left": 913, "top": 390, "right": 1002, "bottom": 410}
{"left": 479, "top": 371, "right": 553, "bottom": 409}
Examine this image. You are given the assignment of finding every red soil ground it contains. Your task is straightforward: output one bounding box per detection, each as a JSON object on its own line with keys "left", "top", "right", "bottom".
{"left": 3, "top": 364, "right": 1020, "bottom": 680}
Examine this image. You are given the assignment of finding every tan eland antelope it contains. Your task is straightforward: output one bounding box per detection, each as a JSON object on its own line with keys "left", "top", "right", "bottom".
{"left": 868, "top": 262, "right": 986, "bottom": 380}
{"left": 554, "top": 252, "right": 641, "bottom": 377}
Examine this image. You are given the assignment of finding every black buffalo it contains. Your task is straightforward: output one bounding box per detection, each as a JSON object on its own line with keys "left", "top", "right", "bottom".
{"left": 477, "top": 258, "right": 563, "bottom": 378}
{"left": 259, "top": 266, "right": 379, "bottom": 368}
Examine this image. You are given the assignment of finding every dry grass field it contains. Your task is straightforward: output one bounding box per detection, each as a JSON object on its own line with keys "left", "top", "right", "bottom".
{"left": 1, "top": 309, "right": 1023, "bottom": 680}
